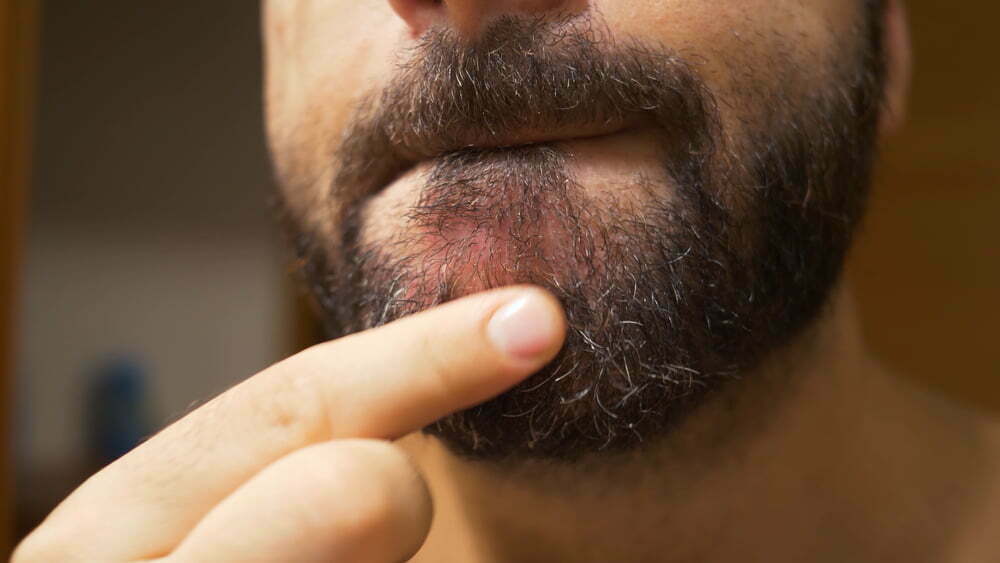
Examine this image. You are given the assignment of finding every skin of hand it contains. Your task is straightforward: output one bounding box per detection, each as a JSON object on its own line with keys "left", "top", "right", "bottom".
{"left": 13, "top": 286, "right": 566, "bottom": 562}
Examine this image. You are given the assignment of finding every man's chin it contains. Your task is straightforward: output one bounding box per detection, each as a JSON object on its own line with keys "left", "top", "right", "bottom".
{"left": 355, "top": 239, "right": 733, "bottom": 462}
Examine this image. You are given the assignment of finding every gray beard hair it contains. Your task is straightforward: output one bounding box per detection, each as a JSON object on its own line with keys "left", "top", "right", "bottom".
{"left": 278, "top": 9, "right": 885, "bottom": 461}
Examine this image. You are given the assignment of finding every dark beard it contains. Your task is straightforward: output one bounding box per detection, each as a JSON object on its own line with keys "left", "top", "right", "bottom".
{"left": 279, "top": 10, "right": 885, "bottom": 461}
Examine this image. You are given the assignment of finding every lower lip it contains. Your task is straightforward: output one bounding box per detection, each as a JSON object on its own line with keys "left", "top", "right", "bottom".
{"left": 396, "top": 126, "right": 660, "bottom": 180}
{"left": 362, "top": 125, "right": 672, "bottom": 250}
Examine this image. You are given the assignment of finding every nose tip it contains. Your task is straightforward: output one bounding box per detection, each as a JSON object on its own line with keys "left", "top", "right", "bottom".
{"left": 387, "top": 0, "right": 444, "bottom": 37}
{"left": 387, "top": 0, "right": 585, "bottom": 39}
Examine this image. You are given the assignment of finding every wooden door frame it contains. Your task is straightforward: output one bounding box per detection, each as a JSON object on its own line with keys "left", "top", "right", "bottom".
{"left": 2, "top": 0, "right": 39, "bottom": 553}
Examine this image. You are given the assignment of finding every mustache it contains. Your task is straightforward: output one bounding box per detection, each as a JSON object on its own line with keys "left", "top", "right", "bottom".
{"left": 332, "top": 14, "right": 721, "bottom": 205}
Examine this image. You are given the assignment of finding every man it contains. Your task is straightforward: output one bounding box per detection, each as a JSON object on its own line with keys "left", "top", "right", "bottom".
{"left": 16, "top": 0, "right": 1000, "bottom": 561}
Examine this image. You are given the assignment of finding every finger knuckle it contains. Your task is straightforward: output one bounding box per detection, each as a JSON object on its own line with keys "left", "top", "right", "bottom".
{"left": 420, "top": 331, "right": 466, "bottom": 397}
{"left": 320, "top": 440, "right": 430, "bottom": 542}
{"left": 238, "top": 360, "right": 331, "bottom": 445}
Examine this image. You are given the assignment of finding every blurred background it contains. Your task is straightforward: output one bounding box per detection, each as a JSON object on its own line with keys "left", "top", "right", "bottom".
{"left": 1, "top": 0, "right": 998, "bottom": 554}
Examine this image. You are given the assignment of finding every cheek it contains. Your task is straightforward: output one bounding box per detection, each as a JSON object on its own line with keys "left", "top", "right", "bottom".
{"left": 265, "top": 1, "right": 409, "bottom": 215}
{"left": 290, "top": 2, "right": 407, "bottom": 106}
{"left": 595, "top": 0, "right": 846, "bottom": 89}
{"left": 595, "top": 0, "right": 853, "bottom": 150}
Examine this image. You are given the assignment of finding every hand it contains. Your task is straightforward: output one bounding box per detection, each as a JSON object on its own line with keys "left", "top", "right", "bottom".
{"left": 14, "top": 286, "right": 566, "bottom": 562}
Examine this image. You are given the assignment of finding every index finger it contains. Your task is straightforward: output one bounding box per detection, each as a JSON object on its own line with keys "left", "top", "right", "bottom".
{"left": 35, "top": 286, "right": 565, "bottom": 560}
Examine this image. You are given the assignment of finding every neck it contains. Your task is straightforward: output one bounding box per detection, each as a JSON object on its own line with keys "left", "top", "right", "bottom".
{"left": 401, "top": 286, "right": 1000, "bottom": 562}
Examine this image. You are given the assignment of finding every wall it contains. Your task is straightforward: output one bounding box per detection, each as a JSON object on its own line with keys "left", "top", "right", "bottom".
{"left": 16, "top": 0, "right": 291, "bottom": 529}
{"left": 850, "top": 0, "right": 1000, "bottom": 408}
{"left": 3, "top": 0, "right": 40, "bottom": 552}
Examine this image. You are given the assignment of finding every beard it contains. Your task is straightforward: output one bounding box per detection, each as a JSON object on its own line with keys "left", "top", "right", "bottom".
{"left": 278, "top": 9, "right": 885, "bottom": 461}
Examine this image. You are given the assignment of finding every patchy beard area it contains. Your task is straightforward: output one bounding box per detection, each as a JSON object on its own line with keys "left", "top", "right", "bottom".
{"left": 360, "top": 146, "right": 627, "bottom": 310}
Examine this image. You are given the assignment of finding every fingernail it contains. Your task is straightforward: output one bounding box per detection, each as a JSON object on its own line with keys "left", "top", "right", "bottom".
{"left": 487, "top": 292, "right": 562, "bottom": 360}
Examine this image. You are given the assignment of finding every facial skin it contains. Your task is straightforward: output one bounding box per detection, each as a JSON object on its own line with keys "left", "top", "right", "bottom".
{"left": 264, "top": 0, "right": 886, "bottom": 461}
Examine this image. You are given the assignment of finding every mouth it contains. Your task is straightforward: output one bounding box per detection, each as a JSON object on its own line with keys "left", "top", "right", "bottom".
{"left": 393, "top": 120, "right": 639, "bottom": 164}
{"left": 342, "top": 114, "right": 651, "bottom": 211}
{"left": 371, "top": 119, "right": 641, "bottom": 198}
